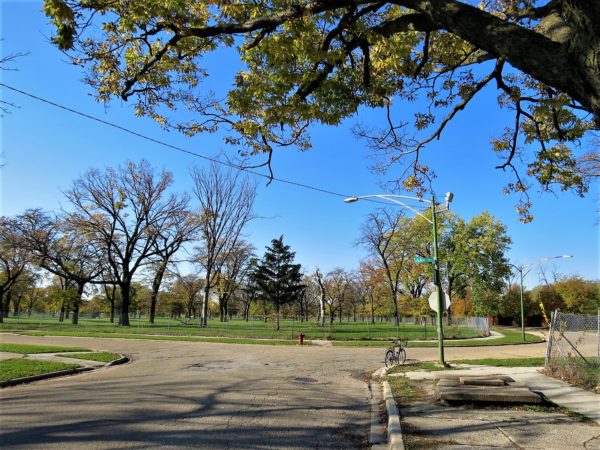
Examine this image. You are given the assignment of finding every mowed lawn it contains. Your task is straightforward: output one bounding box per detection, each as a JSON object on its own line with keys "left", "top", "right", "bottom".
{"left": 0, "top": 315, "right": 486, "bottom": 342}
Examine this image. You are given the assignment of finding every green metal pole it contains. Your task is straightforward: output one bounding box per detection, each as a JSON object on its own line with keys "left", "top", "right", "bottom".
{"left": 519, "top": 269, "right": 525, "bottom": 342}
{"left": 431, "top": 199, "right": 445, "bottom": 366}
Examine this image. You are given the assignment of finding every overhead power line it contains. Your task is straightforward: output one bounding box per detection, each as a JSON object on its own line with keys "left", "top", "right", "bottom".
{"left": 2, "top": 82, "right": 391, "bottom": 204}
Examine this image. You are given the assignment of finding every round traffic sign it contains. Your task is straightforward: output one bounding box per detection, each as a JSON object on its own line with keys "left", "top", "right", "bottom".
{"left": 428, "top": 290, "right": 451, "bottom": 313}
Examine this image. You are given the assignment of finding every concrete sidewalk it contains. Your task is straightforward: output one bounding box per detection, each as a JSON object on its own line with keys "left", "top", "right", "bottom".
{"left": 400, "top": 365, "right": 600, "bottom": 424}
{"left": 0, "top": 351, "right": 108, "bottom": 368}
{"left": 385, "top": 365, "right": 600, "bottom": 449}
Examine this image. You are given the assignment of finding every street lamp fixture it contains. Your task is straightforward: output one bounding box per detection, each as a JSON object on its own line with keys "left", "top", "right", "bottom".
{"left": 344, "top": 192, "right": 453, "bottom": 366}
{"left": 508, "top": 254, "right": 573, "bottom": 342}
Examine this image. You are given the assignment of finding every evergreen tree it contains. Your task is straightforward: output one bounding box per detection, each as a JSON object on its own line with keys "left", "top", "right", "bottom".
{"left": 250, "top": 236, "right": 304, "bottom": 331}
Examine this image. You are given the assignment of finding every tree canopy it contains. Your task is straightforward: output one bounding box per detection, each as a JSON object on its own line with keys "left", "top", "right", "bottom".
{"left": 44, "top": 0, "right": 599, "bottom": 220}
{"left": 249, "top": 236, "right": 304, "bottom": 329}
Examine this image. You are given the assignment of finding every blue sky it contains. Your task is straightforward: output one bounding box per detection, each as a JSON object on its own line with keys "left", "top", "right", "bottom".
{"left": 1, "top": 1, "right": 598, "bottom": 288}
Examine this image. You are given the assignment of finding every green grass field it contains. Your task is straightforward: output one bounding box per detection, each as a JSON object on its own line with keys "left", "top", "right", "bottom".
{"left": 0, "top": 315, "right": 484, "bottom": 342}
{"left": 333, "top": 328, "right": 543, "bottom": 347}
{"left": 56, "top": 352, "right": 122, "bottom": 363}
{"left": 451, "top": 357, "right": 546, "bottom": 367}
{"left": 0, "top": 359, "right": 80, "bottom": 382}
{"left": 0, "top": 343, "right": 91, "bottom": 354}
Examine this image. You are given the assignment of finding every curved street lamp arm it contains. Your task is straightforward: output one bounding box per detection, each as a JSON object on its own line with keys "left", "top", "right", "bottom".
{"left": 522, "top": 255, "right": 573, "bottom": 277}
{"left": 344, "top": 194, "right": 433, "bottom": 224}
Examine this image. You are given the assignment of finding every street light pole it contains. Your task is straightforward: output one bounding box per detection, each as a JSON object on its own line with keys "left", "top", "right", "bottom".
{"left": 508, "top": 255, "right": 573, "bottom": 342}
{"left": 431, "top": 197, "right": 446, "bottom": 365}
{"left": 344, "top": 192, "right": 453, "bottom": 366}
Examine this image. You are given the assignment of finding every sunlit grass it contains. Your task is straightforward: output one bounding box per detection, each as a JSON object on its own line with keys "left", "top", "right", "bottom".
{"left": 0, "top": 343, "right": 90, "bottom": 354}
{"left": 451, "top": 357, "right": 546, "bottom": 367}
{"left": 55, "top": 352, "right": 121, "bottom": 363}
{"left": 0, "top": 359, "right": 80, "bottom": 382}
{"left": 1, "top": 315, "right": 486, "bottom": 341}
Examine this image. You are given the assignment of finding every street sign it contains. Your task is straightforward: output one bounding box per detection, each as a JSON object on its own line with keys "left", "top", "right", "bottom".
{"left": 414, "top": 257, "right": 435, "bottom": 264}
{"left": 428, "top": 290, "right": 451, "bottom": 313}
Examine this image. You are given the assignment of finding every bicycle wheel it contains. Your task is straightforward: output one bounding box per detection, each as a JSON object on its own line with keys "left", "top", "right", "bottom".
{"left": 398, "top": 348, "right": 407, "bottom": 364}
{"left": 384, "top": 349, "right": 395, "bottom": 368}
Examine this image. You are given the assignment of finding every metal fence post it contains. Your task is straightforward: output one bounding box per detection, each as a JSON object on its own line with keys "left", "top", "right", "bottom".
{"left": 545, "top": 309, "right": 556, "bottom": 367}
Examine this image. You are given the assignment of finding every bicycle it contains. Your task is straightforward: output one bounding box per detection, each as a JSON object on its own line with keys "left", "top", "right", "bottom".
{"left": 384, "top": 338, "right": 407, "bottom": 367}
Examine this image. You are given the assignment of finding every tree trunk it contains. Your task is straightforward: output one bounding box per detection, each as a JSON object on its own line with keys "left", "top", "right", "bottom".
{"left": 149, "top": 263, "right": 167, "bottom": 324}
{"left": 71, "top": 282, "right": 85, "bottom": 325}
{"left": 413, "top": 0, "right": 600, "bottom": 119}
{"left": 2, "top": 291, "right": 11, "bottom": 318}
{"left": 201, "top": 269, "right": 211, "bottom": 328}
{"left": 392, "top": 292, "right": 400, "bottom": 326}
{"left": 315, "top": 274, "right": 326, "bottom": 327}
{"left": 0, "top": 290, "right": 5, "bottom": 323}
{"left": 104, "top": 284, "right": 116, "bottom": 323}
{"left": 219, "top": 293, "right": 229, "bottom": 322}
{"left": 13, "top": 294, "right": 22, "bottom": 317}
{"left": 120, "top": 280, "right": 131, "bottom": 326}
{"left": 275, "top": 302, "right": 280, "bottom": 331}
{"left": 370, "top": 295, "right": 375, "bottom": 324}
{"left": 59, "top": 300, "right": 65, "bottom": 323}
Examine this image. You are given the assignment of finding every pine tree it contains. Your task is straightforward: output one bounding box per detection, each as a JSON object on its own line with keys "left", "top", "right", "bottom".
{"left": 250, "top": 236, "right": 304, "bottom": 331}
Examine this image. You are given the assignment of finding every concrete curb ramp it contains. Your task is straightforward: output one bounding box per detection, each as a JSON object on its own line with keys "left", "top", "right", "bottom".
{"left": 0, "top": 355, "right": 129, "bottom": 388}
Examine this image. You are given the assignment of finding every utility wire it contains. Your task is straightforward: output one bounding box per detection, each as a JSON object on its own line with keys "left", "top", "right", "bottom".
{"left": 1, "top": 82, "right": 394, "bottom": 206}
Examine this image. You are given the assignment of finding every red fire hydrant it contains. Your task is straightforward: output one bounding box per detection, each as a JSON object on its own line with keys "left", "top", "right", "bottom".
{"left": 298, "top": 332, "right": 304, "bottom": 345}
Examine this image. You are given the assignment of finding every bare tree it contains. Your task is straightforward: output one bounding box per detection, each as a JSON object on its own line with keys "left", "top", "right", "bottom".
{"left": 23, "top": 271, "right": 44, "bottom": 317}
{"left": 301, "top": 273, "right": 321, "bottom": 323}
{"left": 214, "top": 240, "right": 255, "bottom": 322}
{"left": 171, "top": 271, "right": 204, "bottom": 321}
{"left": 192, "top": 162, "right": 257, "bottom": 328}
{"left": 17, "top": 209, "right": 105, "bottom": 324}
{"left": 0, "top": 216, "right": 30, "bottom": 322}
{"left": 357, "top": 209, "right": 410, "bottom": 325}
{"left": 325, "top": 268, "right": 352, "bottom": 324}
{"left": 358, "top": 259, "right": 383, "bottom": 324}
{"left": 65, "top": 160, "right": 188, "bottom": 326}
{"left": 147, "top": 207, "right": 199, "bottom": 324}
{"left": 0, "top": 50, "right": 27, "bottom": 116}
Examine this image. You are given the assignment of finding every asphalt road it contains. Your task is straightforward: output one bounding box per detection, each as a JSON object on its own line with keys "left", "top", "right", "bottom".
{"left": 0, "top": 334, "right": 548, "bottom": 449}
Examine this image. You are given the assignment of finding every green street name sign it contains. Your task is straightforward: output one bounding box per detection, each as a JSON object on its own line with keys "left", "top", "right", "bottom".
{"left": 414, "top": 257, "right": 435, "bottom": 264}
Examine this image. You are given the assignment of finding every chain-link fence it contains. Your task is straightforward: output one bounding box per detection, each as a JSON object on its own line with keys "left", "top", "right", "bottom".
{"left": 545, "top": 310, "right": 600, "bottom": 372}
{"left": 3, "top": 312, "right": 490, "bottom": 341}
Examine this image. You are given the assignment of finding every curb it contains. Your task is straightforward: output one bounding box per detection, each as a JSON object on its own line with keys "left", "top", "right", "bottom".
{"left": 107, "top": 355, "right": 129, "bottom": 366}
{"left": 1, "top": 354, "right": 129, "bottom": 388}
{"left": 379, "top": 367, "right": 405, "bottom": 450}
{"left": 0, "top": 366, "right": 94, "bottom": 388}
